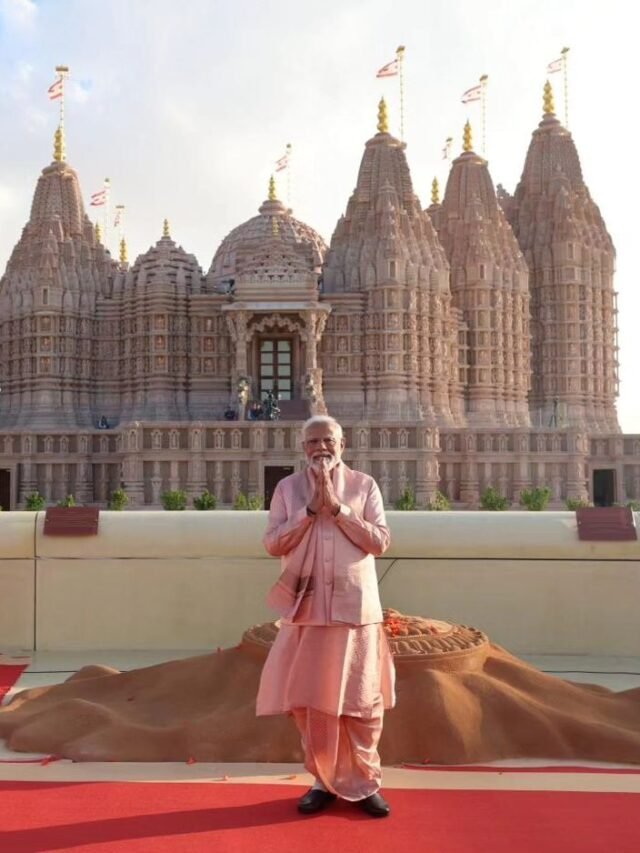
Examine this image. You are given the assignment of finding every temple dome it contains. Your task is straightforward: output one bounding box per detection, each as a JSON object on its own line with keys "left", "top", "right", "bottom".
{"left": 207, "top": 186, "right": 326, "bottom": 290}
{"left": 118, "top": 224, "right": 203, "bottom": 293}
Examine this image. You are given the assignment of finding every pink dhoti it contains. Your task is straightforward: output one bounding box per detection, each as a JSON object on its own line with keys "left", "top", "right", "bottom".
{"left": 292, "top": 701, "right": 384, "bottom": 800}
{"left": 256, "top": 623, "right": 395, "bottom": 800}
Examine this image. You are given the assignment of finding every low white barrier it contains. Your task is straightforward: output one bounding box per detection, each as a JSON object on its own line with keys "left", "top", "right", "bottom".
{"left": 0, "top": 511, "right": 638, "bottom": 655}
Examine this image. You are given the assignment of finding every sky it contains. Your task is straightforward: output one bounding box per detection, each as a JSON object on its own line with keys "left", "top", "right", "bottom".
{"left": 0, "top": 0, "right": 637, "bottom": 432}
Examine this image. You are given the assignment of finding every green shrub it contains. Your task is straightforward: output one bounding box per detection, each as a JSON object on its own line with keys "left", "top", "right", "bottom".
{"left": 193, "top": 489, "right": 217, "bottom": 510}
{"left": 520, "top": 486, "right": 552, "bottom": 511}
{"left": 109, "top": 488, "right": 129, "bottom": 511}
{"left": 233, "top": 492, "right": 264, "bottom": 510}
{"left": 565, "top": 497, "right": 593, "bottom": 510}
{"left": 57, "top": 495, "right": 77, "bottom": 508}
{"left": 161, "top": 490, "right": 187, "bottom": 511}
{"left": 394, "top": 488, "right": 417, "bottom": 510}
{"left": 25, "top": 492, "right": 46, "bottom": 511}
{"left": 427, "top": 490, "right": 451, "bottom": 511}
{"left": 626, "top": 499, "right": 640, "bottom": 511}
{"left": 479, "top": 486, "right": 510, "bottom": 511}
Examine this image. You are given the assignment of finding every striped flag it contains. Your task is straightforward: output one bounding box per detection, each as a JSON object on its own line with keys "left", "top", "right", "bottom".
{"left": 376, "top": 58, "right": 399, "bottom": 78}
{"left": 547, "top": 57, "right": 563, "bottom": 73}
{"left": 90, "top": 190, "right": 107, "bottom": 207}
{"left": 275, "top": 152, "right": 289, "bottom": 172}
{"left": 461, "top": 84, "right": 482, "bottom": 104}
{"left": 48, "top": 77, "right": 63, "bottom": 100}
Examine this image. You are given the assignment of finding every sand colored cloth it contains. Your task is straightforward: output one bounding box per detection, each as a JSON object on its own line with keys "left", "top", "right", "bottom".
{"left": 293, "top": 700, "right": 385, "bottom": 801}
{"left": 257, "top": 623, "right": 395, "bottom": 717}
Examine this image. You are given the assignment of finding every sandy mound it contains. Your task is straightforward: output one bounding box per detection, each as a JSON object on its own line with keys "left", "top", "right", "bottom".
{"left": 2, "top": 611, "right": 640, "bottom": 765}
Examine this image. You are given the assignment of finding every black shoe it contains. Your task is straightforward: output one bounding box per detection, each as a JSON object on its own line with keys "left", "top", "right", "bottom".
{"left": 297, "top": 788, "right": 337, "bottom": 814}
{"left": 358, "top": 791, "right": 390, "bottom": 817}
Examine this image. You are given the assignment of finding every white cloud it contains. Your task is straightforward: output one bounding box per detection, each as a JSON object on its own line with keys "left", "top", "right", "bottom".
{"left": 0, "top": 183, "right": 16, "bottom": 211}
{"left": 0, "top": 0, "right": 37, "bottom": 30}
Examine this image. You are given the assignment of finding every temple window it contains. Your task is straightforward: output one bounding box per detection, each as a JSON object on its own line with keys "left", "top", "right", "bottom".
{"left": 260, "top": 338, "right": 292, "bottom": 400}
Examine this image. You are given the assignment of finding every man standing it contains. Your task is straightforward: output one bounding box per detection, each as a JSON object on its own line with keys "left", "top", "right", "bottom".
{"left": 257, "top": 415, "right": 395, "bottom": 817}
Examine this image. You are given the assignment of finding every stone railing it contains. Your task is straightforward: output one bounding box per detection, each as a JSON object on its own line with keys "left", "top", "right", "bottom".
{"left": 1, "top": 511, "right": 638, "bottom": 656}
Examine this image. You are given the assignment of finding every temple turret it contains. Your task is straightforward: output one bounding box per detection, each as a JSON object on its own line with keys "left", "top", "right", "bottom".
{"left": 322, "top": 100, "right": 464, "bottom": 425}
{"left": 0, "top": 131, "right": 116, "bottom": 429}
{"left": 433, "top": 122, "right": 531, "bottom": 426}
{"left": 502, "top": 81, "right": 619, "bottom": 432}
{"left": 111, "top": 223, "right": 202, "bottom": 421}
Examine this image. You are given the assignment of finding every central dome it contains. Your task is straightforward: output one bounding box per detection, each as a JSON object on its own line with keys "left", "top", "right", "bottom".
{"left": 207, "top": 182, "right": 327, "bottom": 290}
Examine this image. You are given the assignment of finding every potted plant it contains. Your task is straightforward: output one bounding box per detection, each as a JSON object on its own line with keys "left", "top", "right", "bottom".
{"left": 109, "top": 488, "right": 129, "bottom": 511}
{"left": 161, "top": 490, "right": 187, "bottom": 511}
{"left": 427, "top": 490, "right": 451, "bottom": 511}
{"left": 394, "top": 488, "right": 417, "bottom": 510}
{"left": 193, "top": 489, "right": 217, "bottom": 510}
{"left": 479, "top": 486, "right": 510, "bottom": 511}
{"left": 25, "top": 491, "right": 46, "bottom": 511}
{"left": 520, "top": 486, "right": 552, "bottom": 511}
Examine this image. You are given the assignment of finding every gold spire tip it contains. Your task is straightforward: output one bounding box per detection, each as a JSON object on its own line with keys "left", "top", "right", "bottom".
{"left": 163, "top": 218, "right": 170, "bottom": 238}
{"left": 268, "top": 174, "right": 277, "bottom": 201}
{"left": 377, "top": 97, "right": 389, "bottom": 133}
{"left": 119, "top": 237, "right": 128, "bottom": 264}
{"left": 94, "top": 221, "right": 102, "bottom": 242}
{"left": 463, "top": 120, "right": 473, "bottom": 152}
{"left": 53, "top": 125, "right": 65, "bottom": 162}
{"left": 543, "top": 80, "right": 555, "bottom": 115}
{"left": 431, "top": 177, "right": 440, "bottom": 205}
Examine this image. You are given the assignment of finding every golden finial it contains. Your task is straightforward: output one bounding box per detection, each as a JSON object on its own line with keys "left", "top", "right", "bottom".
{"left": 463, "top": 120, "right": 473, "bottom": 152}
{"left": 95, "top": 221, "right": 102, "bottom": 243}
{"left": 163, "top": 218, "right": 170, "bottom": 238}
{"left": 431, "top": 177, "right": 440, "bottom": 205}
{"left": 268, "top": 175, "right": 277, "bottom": 201}
{"left": 53, "top": 126, "right": 65, "bottom": 162}
{"left": 119, "top": 237, "right": 128, "bottom": 264}
{"left": 543, "top": 80, "right": 555, "bottom": 115}
{"left": 377, "top": 97, "right": 389, "bottom": 133}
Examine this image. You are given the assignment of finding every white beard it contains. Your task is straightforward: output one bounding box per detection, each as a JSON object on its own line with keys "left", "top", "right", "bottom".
{"left": 309, "top": 455, "right": 338, "bottom": 472}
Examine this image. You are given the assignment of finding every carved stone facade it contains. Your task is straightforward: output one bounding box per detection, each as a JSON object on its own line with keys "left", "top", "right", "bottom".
{"left": 0, "top": 85, "right": 637, "bottom": 509}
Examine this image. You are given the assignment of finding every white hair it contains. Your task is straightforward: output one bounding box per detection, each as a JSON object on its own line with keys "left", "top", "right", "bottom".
{"left": 302, "top": 415, "right": 343, "bottom": 439}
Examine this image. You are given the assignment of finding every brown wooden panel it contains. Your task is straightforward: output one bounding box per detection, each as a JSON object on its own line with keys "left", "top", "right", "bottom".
{"left": 43, "top": 507, "right": 100, "bottom": 536}
{"left": 576, "top": 507, "right": 637, "bottom": 542}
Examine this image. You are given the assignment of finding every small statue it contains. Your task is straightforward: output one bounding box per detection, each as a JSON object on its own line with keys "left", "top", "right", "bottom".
{"left": 263, "top": 390, "right": 280, "bottom": 421}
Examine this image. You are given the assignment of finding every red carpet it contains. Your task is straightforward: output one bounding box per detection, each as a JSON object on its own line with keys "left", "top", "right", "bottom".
{"left": 0, "top": 664, "right": 27, "bottom": 704}
{"left": 0, "top": 782, "right": 639, "bottom": 853}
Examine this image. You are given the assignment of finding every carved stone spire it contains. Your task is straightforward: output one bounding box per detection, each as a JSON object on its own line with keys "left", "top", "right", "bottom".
{"left": 322, "top": 116, "right": 464, "bottom": 425}
{"left": 0, "top": 143, "right": 116, "bottom": 428}
{"left": 502, "top": 92, "right": 619, "bottom": 432}
{"left": 436, "top": 135, "right": 531, "bottom": 427}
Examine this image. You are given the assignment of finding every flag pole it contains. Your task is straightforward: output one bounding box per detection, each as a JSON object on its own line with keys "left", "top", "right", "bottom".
{"left": 103, "top": 178, "right": 111, "bottom": 251}
{"left": 55, "top": 65, "right": 69, "bottom": 161}
{"left": 396, "top": 45, "right": 406, "bottom": 142}
{"left": 479, "top": 74, "right": 488, "bottom": 156}
{"left": 286, "top": 143, "right": 292, "bottom": 209}
{"left": 115, "top": 204, "right": 125, "bottom": 244}
{"left": 561, "top": 46, "right": 570, "bottom": 128}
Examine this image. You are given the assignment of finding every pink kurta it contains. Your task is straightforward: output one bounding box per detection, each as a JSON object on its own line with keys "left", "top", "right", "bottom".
{"left": 256, "top": 463, "right": 396, "bottom": 719}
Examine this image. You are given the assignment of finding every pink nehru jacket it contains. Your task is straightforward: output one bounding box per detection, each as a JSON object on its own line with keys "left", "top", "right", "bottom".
{"left": 263, "top": 462, "right": 390, "bottom": 626}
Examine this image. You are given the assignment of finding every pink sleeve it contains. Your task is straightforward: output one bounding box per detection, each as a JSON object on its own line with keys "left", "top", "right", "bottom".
{"left": 263, "top": 482, "right": 314, "bottom": 557}
{"left": 333, "top": 478, "right": 390, "bottom": 557}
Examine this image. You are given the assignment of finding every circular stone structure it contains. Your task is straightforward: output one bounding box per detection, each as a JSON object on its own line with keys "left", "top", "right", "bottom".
{"left": 243, "top": 610, "right": 490, "bottom": 672}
